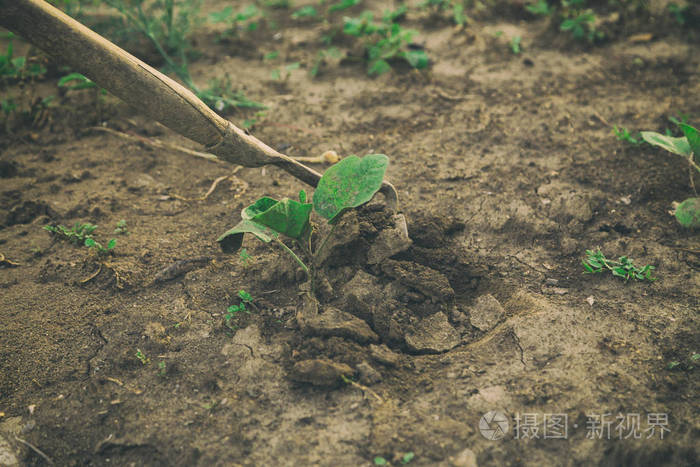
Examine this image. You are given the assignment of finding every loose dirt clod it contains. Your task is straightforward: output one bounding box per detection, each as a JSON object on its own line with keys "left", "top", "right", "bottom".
{"left": 289, "top": 359, "right": 355, "bottom": 387}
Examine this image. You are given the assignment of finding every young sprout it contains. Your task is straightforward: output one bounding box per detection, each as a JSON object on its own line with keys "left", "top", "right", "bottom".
{"left": 293, "top": 150, "right": 341, "bottom": 165}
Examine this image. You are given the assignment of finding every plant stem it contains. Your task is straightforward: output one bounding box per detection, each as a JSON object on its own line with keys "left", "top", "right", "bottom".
{"left": 314, "top": 223, "right": 338, "bottom": 260}
{"left": 274, "top": 238, "right": 309, "bottom": 275}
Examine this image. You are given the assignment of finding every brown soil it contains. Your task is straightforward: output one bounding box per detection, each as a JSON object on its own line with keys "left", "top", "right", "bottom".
{"left": 1, "top": 1, "right": 698, "bottom": 466}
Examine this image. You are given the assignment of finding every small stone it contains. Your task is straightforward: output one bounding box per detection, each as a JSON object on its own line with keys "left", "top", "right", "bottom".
{"left": 468, "top": 294, "right": 505, "bottom": 332}
{"left": 369, "top": 344, "right": 401, "bottom": 367}
{"left": 445, "top": 448, "right": 478, "bottom": 467}
{"left": 405, "top": 312, "right": 460, "bottom": 353}
{"left": 289, "top": 359, "right": 354, "bottom": 387}
{"left": 305, "top": 307, "right": 379, "bottom": 344}
{"left": 356, "top": 361, "right": 382, "bottom": 385}
{"left": 586, "top": 296, "right": 595, "bottom": 306}
{"left": 367, "top": 214, "right": 413, "bottom": 264}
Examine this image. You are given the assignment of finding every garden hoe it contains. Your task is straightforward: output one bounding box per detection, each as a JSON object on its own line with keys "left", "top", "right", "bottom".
{"left": 0, "top": 0, "right": 401, "bottom": 216}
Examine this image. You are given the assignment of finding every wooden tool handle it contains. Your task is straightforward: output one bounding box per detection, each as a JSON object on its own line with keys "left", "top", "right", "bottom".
{"left": 1, "top": 0, "right": 227, "bottom": 147}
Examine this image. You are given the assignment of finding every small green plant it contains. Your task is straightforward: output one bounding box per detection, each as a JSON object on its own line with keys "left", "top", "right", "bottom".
{"left": 510, "top": 35, "right": 522, "bottom": 54}
{"left": 667, "top": 353, "right": 699, "bottom": 371}
{"left": 641, "top": 121, "right": 700, "bottom": 228}
{"left": 58, "top": 72, "right": 97, "bottom": 90}
{"left": 329, "top": 0, "right": 362, "bottom": 13}
{"left": 44, "top": 222, "right": 116, "bottom": 256}
{"left": 373, "top": 457, "right": 388, "bottom": 466}
{"left": 291, "top": 6, "right": 319, "bottom": 19}
{"left": 271, "top": 62, "right": 300, "bottom": 81}
{"left": 421, "top": 0, "right": 467, "bottom": 26}
{"left": 157, "top": 360, "right": 167, "bottom": 376}
{"left": 136, "top": 349, "right": 149, "bottom": 365}
{"left": 582, "top": 249, "right": 655, "bottom": 282}
{"left": 310, "top": 47, "right": 342, "bottom": 77}
{"left": 224, "top": 289, "right": 255, "bottom": 330}
{"left": 0, "top": 32, "right": 47, "bottom": 81}
{"left": 114, "top": 219, "right": 129, "bottom": 235}
{"left": 343, "top": 11, "right": 428, "bottom": 75}
{"left": 218, "top": 154, "right": 389, "bottom": 286}
{"left": 198, "top": 76, "right": 265, "bottom": 113}
{"left": 401, "top": 452, "right": 416, "bottom": 464}
{"left": 209, "top": 4, "right": 262, "bottom": 37}
{"left": 613, "top": 125, "right": 641, "bottom": 145}
{"left": 526, "top": 0, "right": 553, "bottom": 16}
{"left": 239, "top": 248, "right": 252, "bottom": 266}
{"left": 560, "top": 9, "right": 602, "bottom": 43}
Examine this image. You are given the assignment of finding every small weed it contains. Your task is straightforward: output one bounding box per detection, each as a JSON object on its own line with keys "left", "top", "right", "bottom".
{"left": 560, "top": 9, "right": 602, "bottom": 43}
{"left": 401, "top": 452, "right": 416, "bottom": 464}
{"left": 510, "top": 36, "right": 522, "bottom": 54}
{"left": 421, "top": 0, "right": 467, "bottom": 26}
{"left": 667, "top": 353, "right": 699, "bottom": 371}
{"left": 310, "top": 47, "right": 342, "bottom": 77}
{"left": 582, "top": 249, "right": 655, "bottom": 282}
{"left": 198, "top": 76, "right": 265, "bottom": 113}
{"left": 0, "top": 32, "right": 47, "bottom": 81}
{"left": 209, "top": 4, "right": 262, "bottom": 37}
{"left": 641, "top": 120, "right": 700, "bottom": 228}
{"left": 239, "top": 248, "right": 253, "bottom": 266}
{"left": 157, "top": 361, "right": 167, "bottom": 376}
{"left": 343, "top": 11, "right": 428, "bottom": 75}
{"left": 373, "top": 457, "right": 388, "bottom": 466}
{"left": 58, "top": 72, "right": 97, "bottom": 91}
{"left": 136, "top": 349, "right": 149, "bottom": 365}
{"left": 329, "top": 0, "right": 361, "bottom": 13}
{"left": 613, "top": 125, "right": 641, "bottom": 145}
{"left": 263, "top": 51, "right": 279, "bottom": 61}
{"left": 224, "top": 289, "right": 255, "bottom": 330}
{"left": 114, "top": 219, "right": 129, "bottom": 235}
{"left": 271, "top": 62, "right": 300, "bottom": 81}
{"left": 526, "top": 0, "right": 553, "bottom": 16}
{"left": 291, "top": 6, "right": 319, "bottom": 19}
{"left": 44, "top": 222, "right": 116, "bottom": 256}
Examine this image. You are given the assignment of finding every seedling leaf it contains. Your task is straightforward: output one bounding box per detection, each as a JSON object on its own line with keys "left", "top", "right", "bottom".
{"left": 674, "top": 197, "right": 700, "bottom": 229}
{"left": 404, "top": 49, "right": 428, "bottom": 69}
{"left": 248, "top": 197, "right": 313, "bottom": 239}
{"left": 313, "top": 154, "right": 389, "bottom": 223}
{"left": 242, "top": 197, "right": 279, "bottom": 219}
{"left": 640, "top": 131, "right": 691, "bottom": 157}
{"left": 679, "top": 123, "right": 700, "bottom": 157}
{"left": 217, "top": 219, "right": 276, "bottom": 253}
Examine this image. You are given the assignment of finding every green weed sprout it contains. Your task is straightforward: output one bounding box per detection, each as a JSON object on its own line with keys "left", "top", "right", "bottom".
{"left": 135, "top": 349, "right": 149, "bottom": 365}
{"left": 582, "top": 249, "right": 655, "bottom": 282}
{"left": 342, "top": 11, "right": 428, "bottom": 75}
{"left": 641, "top": 121, "right": 700, "bottom": 228}
{"left": 114, "top": 219, "right": 129, "bottom": 235}
{"left": 613, "top": 125, "right": 641, "bottom": 145}
{"left": 224, "top": 289, "right": 255, "bottom": 330}
{"left": 58, "top": 72, "right": 97, "bottom": 90}
{"left": 218, "top": 154, "right": 389, "bottom": 283}
{"left": 44, "top": 222, "right": 116, "bottom": 256}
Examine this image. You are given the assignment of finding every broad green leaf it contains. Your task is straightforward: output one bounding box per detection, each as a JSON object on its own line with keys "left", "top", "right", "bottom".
{"left": 368, "top": 59, "right": 391, "bottom": 76}
{"left": 313, "top": 154, "right": 388, "bottom": 223}
{"left": 674, "top": 197, "right": 700, "bottom": 229}
{"left": 242, "top": 197, "right": 278, "bottom": 220}
{"left": 251, "top": 197, "right": 312, "bottom": 239}
{"left": 107, "top": 239, "right": 117, "bottom": 249}
{"left": 217, "top": 219, "right": 275, "bottom": 253}
{"left": 640, "top": 131, "right": 691, "bottom": 157}
{"left": 679, "top": 123, "right": 700, "bottom": 157}
{"left": 404, "top": 49, "right": 429, "bottom": 69}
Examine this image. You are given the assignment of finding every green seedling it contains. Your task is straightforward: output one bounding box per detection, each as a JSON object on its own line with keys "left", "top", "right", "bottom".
{"left": 218, "top": 154, "right": 389, "bottom": 285}
{"left": 613, "top": 125, "right": 641, "bottom": 145}
{"left": 58, "top": 72, "right": 97, "bottom": 90}
{"left": 0, "top": 32, "right": 47, "bottom": 81}
{"left": 311, "top": 47, "right": 342, "bottom": 77}
{"left": 209, "top": 4, "right": 262, "bottom": 36}
{"left": 44, "top": 222, "right": 116, "bottom": 256}
{"left": 641, "top": 121, "right": 700, "bottom": 228}
{"left": 157, "top": 361, "right": 167, "bottom": 376}
{"left": 667, "top": 353, "right": 699, "bottom": 371}
{"left": 239, "top": 248, "right": 252, "bottom": 266}
{"left": 136, "top": 349, "right": 149, "bottom": 365}
{"left": 198, "top": 76, "right": 265, "bottom": 113}
{"left": 582, "top": 249, "right": 655, "bottom": 282}
{"left": 343, "top": 11, "right": 428, "bottom": 75}
{"left": 224, "top": 289, "right": 255, "bottom": 330}
{"left": 271, "top": 62, "right": 300, "bottom": 81}
{"left": 526, "top": 0, "right": 553, "bottom": 16}
{"left": 421, "top": 0, "right": 467, "bottom": 26}
{"left": 291, "top": 6, "right": 319, "bottom": 19}
{"left": 401, "top": 452, "right": 416, "bottom": 464}
{"left": 510, "top": 36, "right": 522, "bottom": 54}
{"left": 329, "top": 0, "right": 361, "bottom": 13}
{"left": 373, "top": 457, "right": 388, "bottom": 466}
{"left": 114, "top": 219, "right": 129, "bottom": 235}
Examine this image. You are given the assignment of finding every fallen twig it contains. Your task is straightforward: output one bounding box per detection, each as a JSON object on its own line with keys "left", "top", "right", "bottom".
{"left": 14, "top": 436, "right": 54, "bottom": 465}
{"left": 0, "top": 252, "right": 20, "bottom": 267}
